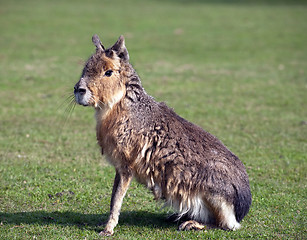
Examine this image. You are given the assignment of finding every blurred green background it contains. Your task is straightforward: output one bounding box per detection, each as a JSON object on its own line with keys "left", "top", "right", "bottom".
{"left": 0, "top": 0, "right": 306, "bottom": 239}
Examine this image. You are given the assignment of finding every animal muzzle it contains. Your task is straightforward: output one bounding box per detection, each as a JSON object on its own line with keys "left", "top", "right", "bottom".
{"left": 74, "top": 79, "right": 92, "bottom": 106}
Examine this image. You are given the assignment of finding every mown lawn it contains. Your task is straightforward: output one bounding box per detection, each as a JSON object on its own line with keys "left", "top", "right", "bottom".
{"left": 0, "top": 0, "right": 306, "bottom": 239}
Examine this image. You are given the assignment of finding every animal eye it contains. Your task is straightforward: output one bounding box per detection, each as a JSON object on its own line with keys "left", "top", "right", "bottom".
{"left": 105, "top": 70, "right": 113, "bottom": 77}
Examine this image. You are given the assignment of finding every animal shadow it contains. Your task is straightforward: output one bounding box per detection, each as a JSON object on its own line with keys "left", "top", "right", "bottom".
{"left": 0, "top": 210, "right": 174, "bottom": 232}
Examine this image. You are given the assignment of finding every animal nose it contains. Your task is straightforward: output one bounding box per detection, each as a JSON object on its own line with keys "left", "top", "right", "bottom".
{"left": 78, "top": 88, "right": 86, "bottom": 95}
{"left": 74, "top": 86, "right": 86, "bottom": 95}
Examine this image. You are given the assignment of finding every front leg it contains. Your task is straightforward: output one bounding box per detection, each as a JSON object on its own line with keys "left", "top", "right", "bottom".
{"left": 99, "top": 170, "right": 132, "bottom": 236}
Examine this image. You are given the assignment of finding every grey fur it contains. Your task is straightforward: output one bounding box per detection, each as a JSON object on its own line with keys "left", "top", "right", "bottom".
{"left": 74, "top": 34, "right": 252, "bottom": 236}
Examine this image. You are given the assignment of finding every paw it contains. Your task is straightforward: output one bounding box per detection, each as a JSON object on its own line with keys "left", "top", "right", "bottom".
{"left": 229, "top": 222, "right": 241, "bottom": 231}
{"left": 179, "top": 220, "right": 207, "bottom": 231}
{"left": 99, "top": 229, "right": 114, "bottom": 236}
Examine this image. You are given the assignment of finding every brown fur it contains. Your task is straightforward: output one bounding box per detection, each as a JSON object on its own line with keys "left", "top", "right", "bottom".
{"left": 74, "top": 34, "right": 252, "bottom": 236}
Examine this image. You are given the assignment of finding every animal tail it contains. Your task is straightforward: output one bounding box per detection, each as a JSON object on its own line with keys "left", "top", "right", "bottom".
{"left": 233, "top": 184, "right": 252, "bottom": 222}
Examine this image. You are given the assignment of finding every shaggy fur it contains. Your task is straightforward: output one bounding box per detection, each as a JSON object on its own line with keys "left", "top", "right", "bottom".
{"left": 74, "top": 34, "right": 252, "bottom": 236}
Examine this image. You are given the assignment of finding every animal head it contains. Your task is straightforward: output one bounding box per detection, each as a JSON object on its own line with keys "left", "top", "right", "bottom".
{"left": 74, "top": 35, "right": 130, "bottom": 110}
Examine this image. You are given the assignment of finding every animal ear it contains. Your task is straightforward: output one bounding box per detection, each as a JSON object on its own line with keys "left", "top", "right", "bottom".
{"left": 92, "top": 34, "right": 105, "bottom": 51}
{"left": 111, "top": 35, "right": 129, "bottom": 61}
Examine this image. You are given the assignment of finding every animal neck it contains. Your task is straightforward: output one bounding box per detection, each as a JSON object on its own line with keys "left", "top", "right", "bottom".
{"left": 123, "top": 66, "right": 147, "bottom": 104}
{"left": 95, "top": 63, "right": 148, "bottom": 149}
{"left": 95, "top": 98, "right": 127, "bottom": 154}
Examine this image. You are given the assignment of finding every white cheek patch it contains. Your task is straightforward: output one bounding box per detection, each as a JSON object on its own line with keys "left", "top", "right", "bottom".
{"left": 95, "top": 89, "right": 125, "bottom": 120}
{"left": 107, "top": 89, "right": 125, "bottom": 109}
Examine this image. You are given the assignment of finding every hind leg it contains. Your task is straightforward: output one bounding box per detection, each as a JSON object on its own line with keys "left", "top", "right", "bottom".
{"left": 209, "top": 197, "right": 241, "bottom": 230}
{"left": 219, "top": 204, "right": 241, "bottom": 230}
{"left": 178, "top": 220, "right": 206, "bottom": 231}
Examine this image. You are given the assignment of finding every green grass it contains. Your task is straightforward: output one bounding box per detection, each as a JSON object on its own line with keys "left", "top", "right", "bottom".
{"left": 0, "top": 0, "right": 306, "bottom": 239}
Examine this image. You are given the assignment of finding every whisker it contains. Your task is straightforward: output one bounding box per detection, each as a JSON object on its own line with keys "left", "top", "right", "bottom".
{"left": 52, "top": 84, "right": 78, "bottom": 149}
{"left": 65, "top": 99, "right": 76, "bottom": 120}
{"left": 63, "top": 102, "right": 76, "bottom": 131}
{"left": 57, "top": 93, "right": 76, "bottom": 131}
{"left": 97, "top": 104, "right": 102, "bottom": 110}
{"left": 98, "top": 99, "right": 106, "bottom": 106}
{"left": 96, "top": 99, "right": 106, "bottom": 110}
{"left": 98, "top": 99, "right": 105, "bottom": 108}
{"left": 57, "top": 93, "right": 75, "bottom": 112}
